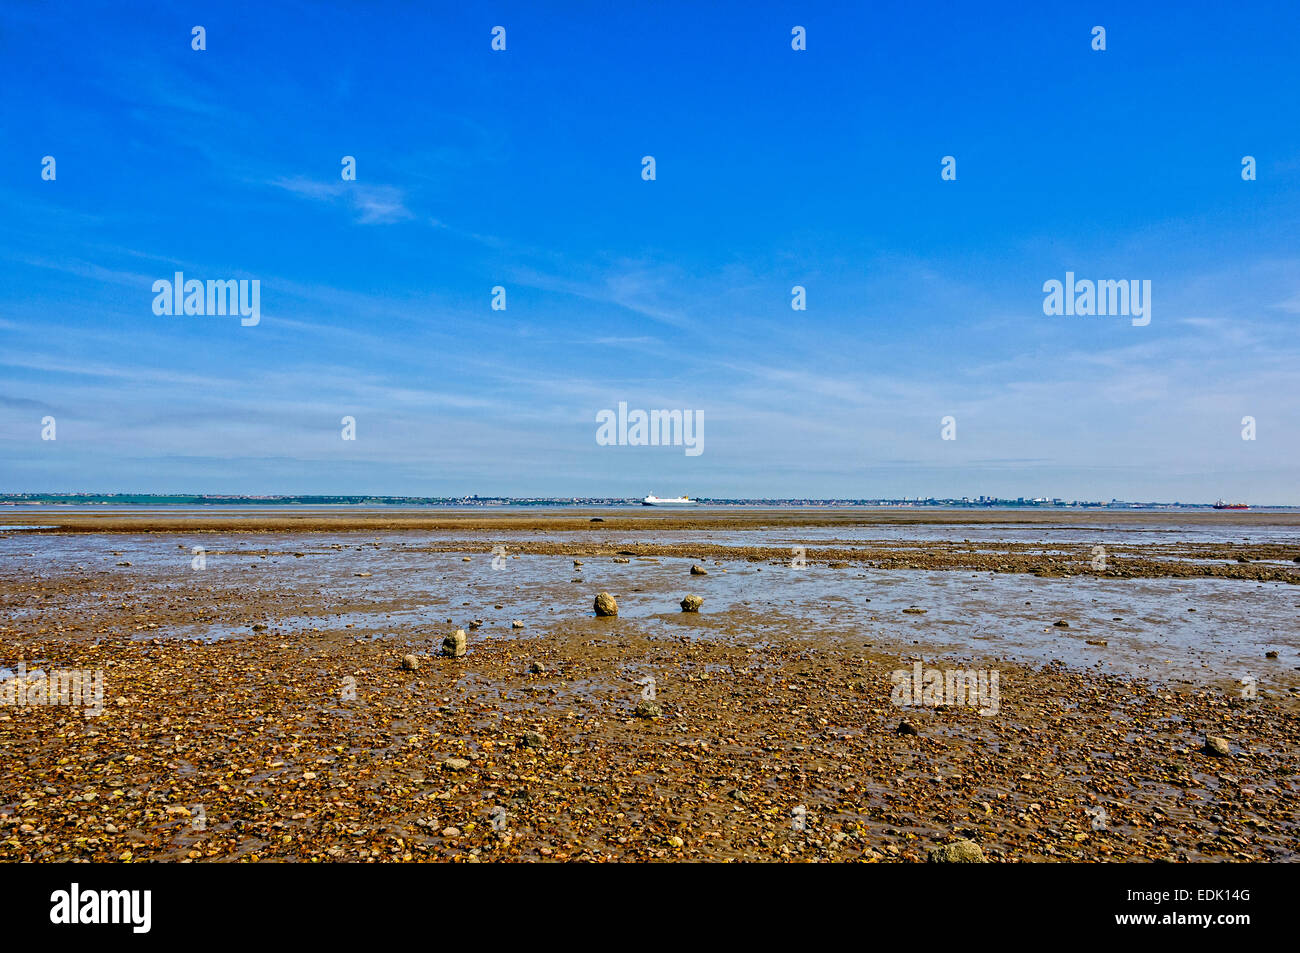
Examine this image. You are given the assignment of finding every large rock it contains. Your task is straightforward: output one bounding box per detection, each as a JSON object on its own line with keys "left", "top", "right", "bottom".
{"left": 594, "top": 592, "right": 618, "bottom": 616}
{"left": 441, "top": 629, "right": 467, "bottom": 657}
{"left": 1204, "top": 735, "right": 1232, "bottom": 757}
{"left": 400, "top": 654, "right": 420, "bottom": 671}
{"left": 690, "top": 564, "right": 708, "bottom": 575}
{"left": 927, "top": 840, "right": 986, "bottom": 863}
{"left": 680, "top": 594, "right": 703, "bottom": 613}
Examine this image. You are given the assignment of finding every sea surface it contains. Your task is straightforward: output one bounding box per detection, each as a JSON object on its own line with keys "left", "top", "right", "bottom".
{"left": 3, "top": 513, "right": 1297, "bottom": 698}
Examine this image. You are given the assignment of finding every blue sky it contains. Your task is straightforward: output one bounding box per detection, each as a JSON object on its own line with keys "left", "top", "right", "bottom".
{"left": 3, "top": 0, "right": 1299, "bottom": 501}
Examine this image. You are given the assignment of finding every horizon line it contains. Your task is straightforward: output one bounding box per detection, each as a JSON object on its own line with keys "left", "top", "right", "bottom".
{"left": 0, "top": 492, "right": 1279, "bottom": 509}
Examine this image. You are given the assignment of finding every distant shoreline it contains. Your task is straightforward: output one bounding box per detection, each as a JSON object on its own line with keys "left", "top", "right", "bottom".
{"left": 6, "top": 506, "right": 1300, "bottom": 534}
{"left": 1, "top": 495, "right": 1293, "bottom": 511}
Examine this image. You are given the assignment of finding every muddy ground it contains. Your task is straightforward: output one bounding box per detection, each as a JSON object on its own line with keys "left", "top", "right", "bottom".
{"left": 1, "top": 510, "right": 1297, "bottom": 862}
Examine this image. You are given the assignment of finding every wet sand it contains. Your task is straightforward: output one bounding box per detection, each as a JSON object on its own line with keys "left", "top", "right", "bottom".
{"left": 1, "top": 510, "right": 1298, "bottom": 862}
{"left": 7, "top": 506, "right": 1300, "bottom": 534}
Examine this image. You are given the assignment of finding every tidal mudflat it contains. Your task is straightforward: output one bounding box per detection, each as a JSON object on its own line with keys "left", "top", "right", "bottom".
{"left": 1, "top": 509, "right": 1297, "bottom": 862}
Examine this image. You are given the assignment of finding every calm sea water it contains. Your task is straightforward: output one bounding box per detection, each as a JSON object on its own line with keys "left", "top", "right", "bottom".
{"left": 3, "top": 516, "right": 1298, "bottom": 695}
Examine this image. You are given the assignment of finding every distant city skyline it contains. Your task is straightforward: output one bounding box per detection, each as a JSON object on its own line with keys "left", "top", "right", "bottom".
{"left": 3, "top": 3, "right": 1299, "bottom": 502}
{"left": 0, "top": 492, "right": 1277, "bottom": 509}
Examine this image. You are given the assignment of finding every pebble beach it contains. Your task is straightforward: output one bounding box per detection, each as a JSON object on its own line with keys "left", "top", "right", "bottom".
{"left": 2, "top": 508, "right": 1297, "bottom": 862}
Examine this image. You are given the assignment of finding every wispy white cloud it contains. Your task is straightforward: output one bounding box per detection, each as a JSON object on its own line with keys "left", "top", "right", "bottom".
{"left": 271, "top": 177, "right": 413, "bottom": 225}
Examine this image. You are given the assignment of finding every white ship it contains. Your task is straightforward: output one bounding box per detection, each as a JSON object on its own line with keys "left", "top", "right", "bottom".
{"left": 642, "top": 494, "right": 696, "bottom": 506}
